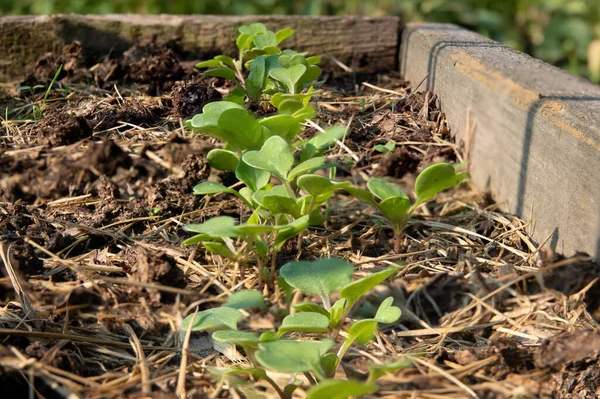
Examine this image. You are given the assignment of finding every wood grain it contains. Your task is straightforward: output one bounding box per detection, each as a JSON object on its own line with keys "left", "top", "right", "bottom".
{"left": 0, "top": 14, "right": 400, "bottom": 81}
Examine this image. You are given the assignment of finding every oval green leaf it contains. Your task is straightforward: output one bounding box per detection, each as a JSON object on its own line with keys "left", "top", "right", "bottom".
{"left": 279, "top": 258, "right": 354, "bottom": 297}
{"left": 367, "top": 178, "right": 408, "bottom": 200}
{"left": 415, "top": 163, "right": 468, "bottom": 203}
{"left": 224, "top": 290, "right": 266, "bottom": 309}
{"left": 212, "top": 330, "right": 260, "bottom": 347}
{"left": 306, "top": 379, "right": 378, "bottom": 399}
{"left": 255, "top": 339, "right": 334, "bottom": 373}
{"left": 277, "top": 312, "right": 330, "bottom": 336}
{"left": 180, "top": 307, "right": 243, "bottom": 332}
{"left": 340, "top": 267, "right": 400, "bottom": 309}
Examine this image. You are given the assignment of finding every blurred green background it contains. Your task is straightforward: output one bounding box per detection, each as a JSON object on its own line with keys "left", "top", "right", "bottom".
{"left": 1, "top": 0, "right": 599, "bottom": 82}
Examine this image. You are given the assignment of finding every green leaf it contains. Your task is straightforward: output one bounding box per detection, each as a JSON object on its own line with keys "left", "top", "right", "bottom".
{"left": 193, "top": 181, "right": 235, "bottom": 196}
{"left": 288, "top": 157, "right": 325, "bottom": 180}
{"left": 293, "top": 303, "right": 330, "bottom": 317}
{"left": 238, "top": 23, "right": 267, "bottom": 35}
{"left": 207, "top": 149, "right": 239, "bottom": 171}
{"left": 259, "top": 115, "right": 301, "bottom": 141}
{"left": 297, "top": 65, "right": 322, "bottom": 90}
{"left": 277, "top": 312, "right": 330, "bottom": 336}
{"left": 235, "top": 158, "right": 270, "bottom": 192}
{"left": 374, "top": 141, "right": 396, "bottom": 153}
{"left": 253, "top": 31, "right": 277, "bottom": 48}
{"left": 242, "top": 136, "right": 294, "bottom": 181}
{"left": 237, "top": 225, "right": 277, "bottom": 236}
{"left": 225, "top": 87, "right": 246, "bottom": 105}
{"left": 236, "top": 33, "right": 253, "bottom": 51}
{"left": 215, "top": 55, "right": 235, "bottom": 68}
{"left": 180, "top": 307, "right": 243, "bottom": 332}
{"left": 277, "top": 99, "right": 304, "bottom": 115}
{"left": 283, "top": 380, "right": 303, "bottom": 397}
{"left": 274, "top": 215, "right": 310, "bottom": 249}
{"left": 224, "top": 290, "right": 267, "bottom": 309}
{"left": 306, "top": 56, "right": 321, "bottom": 65}
{"left": 204, "top": 68, "right": 237, "bottom": 82}
{"left": 217, "top": 108, "right": 265, "bottom": 151}
{"left": 246, "top": 55, "right": 266, "bottom": 102}
{"left": 203, "top": 242, "right": 236, "bottom": 258}
{"left": 269, "top": 64, "right": 307, "bottom": 93}
{"left": 275, "top": 27, "right": 295, "bottom": 44}
{"left": 348, "top": 319, "right": 378, "bottom": 345}
{"left": 255, "top": 339, "right": 334, "bottom": 374}
{"left": 212, "top": 330, "right": 260, "bottom": 348}
{"left": 367, "top": 178, "right": 408, "bottom": 200}
{"left": 292, "top": 105, "right": 316, "bottom": 122}
{"left": 296, "top": 174, "right": 351, "bottom": 197}
{"left": 261, "top": 195, "right": 301, "bottom": 217}
{"left": 329, "top": 298, "right": 347, "bottom": 327}
{"left": 415, "top": 163, "right": 468, "bottom": 203}
{"left": 319, "top": 353, "right": 339, "bottom": 379}
{"left": 344, "top": 186, "right": 377, "bottom": 206}
{"left": 301, "top": 125, "right": 345, "bottom": 161}
{"left": 183, "top": 216, "right": 240, "bottom": 238}
{"left": 374, "top": 296, "right": 401, "bottom": 324}
{"left": 196, "top": 59, "right": 223, "bottom": 69}
{"left": 367, "top": 357, "right": 413, "bottom": 382}
{"left": 340, "top": 267, "right": 400, "bottom": 309}
{"left": 279, "top": 258, "right": 354, "bottom": 297}
{"left": 378, "top": 197, "right": 411, "bottom": 225}
{"left": 189, "top": 101, "right": 245, "bottom": 133}
{"left": 182, "top": 234, "right": 211, "bottom": 246}
{"left": 306, "top": 379, "right": 378, "bottom": 399}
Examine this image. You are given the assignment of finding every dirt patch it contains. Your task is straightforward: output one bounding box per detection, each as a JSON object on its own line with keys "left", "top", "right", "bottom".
{"left": 171, "top": 81, "right": 222, "bottom": 118}
{"left": 535, "top": 330, "right": 600, "bottom": 398}
{"left": 94, "top": 44, "right": 185, "bottom": 92}
{"left": 38, "top": 107, "right": 92, "bottom": 146}
{"left": 21, "top": 41, "right": 86, "bottom": 86}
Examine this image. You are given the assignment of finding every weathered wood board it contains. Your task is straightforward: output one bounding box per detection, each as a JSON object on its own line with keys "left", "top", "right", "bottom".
{"left": 400, "top": 23, "right": 600, "bottom": 260}
{"left": 0, "top": 14, "right": 400, "bottom": 81}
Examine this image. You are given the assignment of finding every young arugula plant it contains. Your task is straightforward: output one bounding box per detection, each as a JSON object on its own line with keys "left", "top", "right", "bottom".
{"left": 196, "top": 23, "right": 321, "bottom": 104}
{"left": 179, "top": 259, "right": 412, "bottom": 399}
{"left": 347, "top": 162, "right": 468, "bottom": 253}
{"left": 184, "top": 127, "right": 349, "bottom": 283}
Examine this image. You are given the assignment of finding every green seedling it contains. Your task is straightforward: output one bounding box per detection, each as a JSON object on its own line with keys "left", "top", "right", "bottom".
{"left": 348, "top": 162, "right": 468, "bottom": 253}
{"left": 182, "top": 258, "right": 410, "bottom": 398}
{"left": 196, "top": 24, "right": 320, "bottom": 104}
{"left": 374, "top": 141, "right": 396, "bottom": 153}
{"left": 185, "top": 129, "right": 353, "bottom": 281}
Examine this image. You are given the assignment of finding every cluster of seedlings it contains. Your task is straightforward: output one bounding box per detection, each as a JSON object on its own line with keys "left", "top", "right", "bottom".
{"left": 179, "top": 23, "right": 468, "bottom": 397}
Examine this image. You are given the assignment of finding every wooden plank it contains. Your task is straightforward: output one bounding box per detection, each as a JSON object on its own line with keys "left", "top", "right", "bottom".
{"left": 0, "top": 14, "right": 400, "bottom": 81}
{"left": 400, "top": 23, "right": 600, "bottom": 259}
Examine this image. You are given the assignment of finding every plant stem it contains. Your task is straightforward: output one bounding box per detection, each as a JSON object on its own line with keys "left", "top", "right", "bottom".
{"left": 283, "top": 181, "right": 297, "bottom": 200}
{"left": 303, "top": 372, "right": 318, "bottom": 386}
{"left": 336, "top": 336, "right": 355, "bottom": 361}
{"left": 262, "top": 374, "right": 288, "bottom": 399}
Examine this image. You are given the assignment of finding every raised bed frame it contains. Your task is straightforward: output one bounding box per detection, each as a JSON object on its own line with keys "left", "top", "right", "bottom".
{"left": 1, "top": 15, "right": 598, "bottom": 260}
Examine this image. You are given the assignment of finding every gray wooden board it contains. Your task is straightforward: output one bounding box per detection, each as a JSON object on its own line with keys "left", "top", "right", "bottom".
{"left": 400, "top": 23, "right": 600, "bottom": 259}
{"left": 0, "top": 14, "right": 399, "bottom": 81}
